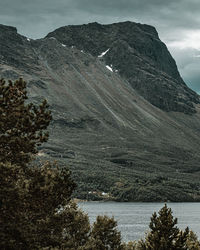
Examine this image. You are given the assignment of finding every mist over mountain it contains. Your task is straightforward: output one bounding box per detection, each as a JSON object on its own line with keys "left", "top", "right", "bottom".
{"left": 0, "top": 22, "right": 200, "bottom": 201}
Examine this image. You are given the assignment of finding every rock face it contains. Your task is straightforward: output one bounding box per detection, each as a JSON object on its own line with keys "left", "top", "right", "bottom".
{"left": 0, "top": 22, "right": 200, "bottom": 202}
{"left": 47, "top": 22, "right": 200, "bottom": 114}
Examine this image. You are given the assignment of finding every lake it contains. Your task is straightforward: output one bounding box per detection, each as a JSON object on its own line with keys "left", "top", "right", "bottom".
{"left": 78, "top": 202, "right": 200, "bottom": 242}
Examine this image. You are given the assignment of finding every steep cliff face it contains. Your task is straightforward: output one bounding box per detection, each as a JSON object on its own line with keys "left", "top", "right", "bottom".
{"left": 0, "top": 23, "right": 200, "bottom": 201}
{"left": 46, "top": 21, "right": 200, "bottom": 114}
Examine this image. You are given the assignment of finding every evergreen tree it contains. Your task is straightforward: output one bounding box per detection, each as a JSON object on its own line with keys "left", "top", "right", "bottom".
{"left": 186, "top": 230, "right": 200, "bottom": 250}
{"left": 0, "top": 78, "right": 51, "bottom": 165}
{"left": 138, "top": 204, "right": 189, "bottom": 250}
{"left": 0, "top": 161, "right": 86, "bottom": 249}
{"left": 86, "top": 215, "right": 124, "bottom": 250}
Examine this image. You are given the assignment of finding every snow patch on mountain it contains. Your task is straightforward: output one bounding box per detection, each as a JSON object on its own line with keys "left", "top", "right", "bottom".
{"left": 98, "top": 48, "right": 110, "bottom": 58}
{"left": 106, "top": 65, "right": 113, "bottom": 72}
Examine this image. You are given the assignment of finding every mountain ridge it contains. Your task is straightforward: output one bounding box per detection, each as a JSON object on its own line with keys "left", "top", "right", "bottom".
{"left": 46, "top": 21, "right": 200, "bottom": 114}
{"left": 0, "top": 22, "right": 200, "bottom": 201}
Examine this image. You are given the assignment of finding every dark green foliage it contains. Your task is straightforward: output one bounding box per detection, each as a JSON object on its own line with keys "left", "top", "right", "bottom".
{"left": 0, "top": 161, "right": 125, "bottom": 249}
{"left": 0, "top": 161, "right": 81, "bottom": 249}
{"left": 87, "top": 215, "right": 124, "bottom": 250}
{"left": 138, "top": 204, "right": 189, "bottom": 250}
{"left": 73, "top": 168, "right": 200, "bottom": 202}
{"left": 0, "top": 78, "right": 52, "bottom": 165}
{"left": 186, "top": 231, "right": 200, "bottom": 250}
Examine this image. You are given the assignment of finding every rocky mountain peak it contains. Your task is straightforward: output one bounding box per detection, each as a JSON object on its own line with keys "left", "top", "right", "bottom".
{"left": 46, "top": 21, "right": 200, "bottom": 114}
{"left": 0, "top": 24, "right": 33, "bottom": 70}
{"left": 0, "top": 24, "right": 17, "bottom": 33}
{"left": 1, "top": 22, "right": 200, "bottom": 201}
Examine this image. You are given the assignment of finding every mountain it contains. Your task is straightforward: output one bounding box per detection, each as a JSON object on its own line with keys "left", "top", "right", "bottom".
{"left": 0, "top": 22, "right": 200, "bottom": 202}
{"left": 47, "top": 22, "right": 200, "bottom": 114}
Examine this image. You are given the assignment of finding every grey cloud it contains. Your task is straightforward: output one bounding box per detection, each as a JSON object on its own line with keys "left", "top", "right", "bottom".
{"left": 181, "top": 60, "right": 200, "bottom": 93}
{"left": 169, "top": 47, "right": 200, "bottom": 93}
{"left": 0, "top": 0, "right": 78, "bottom": 38}
{"left": 1, "top": 0, "right": 200, "bottom": 37}
{"left": 73, "top": 0, "right": 200, "bottom": 28}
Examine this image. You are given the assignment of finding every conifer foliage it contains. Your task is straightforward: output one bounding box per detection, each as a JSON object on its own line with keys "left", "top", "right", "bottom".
{"left": 138, "top": 204, "right": 190, "bottom": 250}
{"left": 87, "top": 215, "right": 124, "bottom": 250}
{"left": 0, "top": 78, "right": 51, "bottom": 165}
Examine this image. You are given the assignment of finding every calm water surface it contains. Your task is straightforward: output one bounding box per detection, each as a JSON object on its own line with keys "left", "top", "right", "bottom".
{"left": 78, "top": 202, "right": 200, "bottom": 242}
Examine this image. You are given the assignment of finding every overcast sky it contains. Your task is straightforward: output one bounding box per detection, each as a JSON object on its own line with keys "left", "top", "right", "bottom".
{"left": 0, "top": 0, "right": 199, "bottom": 93}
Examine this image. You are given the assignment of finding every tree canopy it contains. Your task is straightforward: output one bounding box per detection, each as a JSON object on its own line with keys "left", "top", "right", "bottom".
{"left": 0, "top": 78, "right": 51, "bottom": 165}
